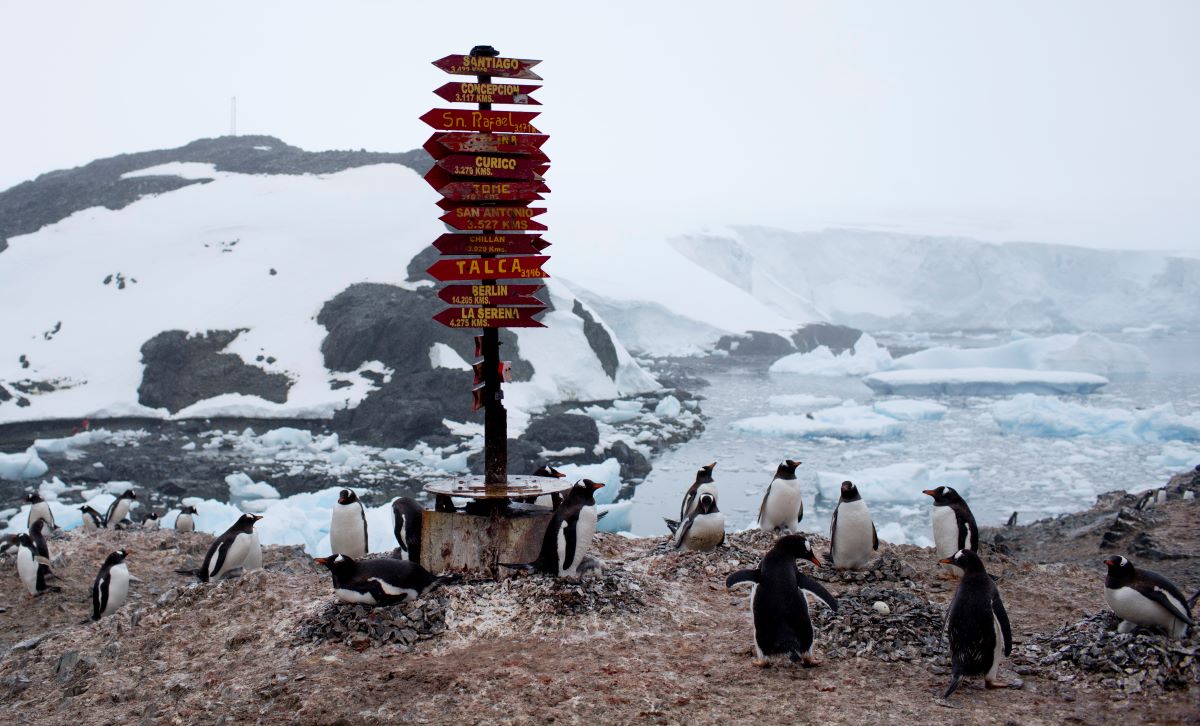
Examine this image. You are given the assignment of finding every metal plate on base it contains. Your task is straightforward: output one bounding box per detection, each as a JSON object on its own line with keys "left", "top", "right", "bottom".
{"left": 424, "top": 474, "right": 573, "bottom": 500}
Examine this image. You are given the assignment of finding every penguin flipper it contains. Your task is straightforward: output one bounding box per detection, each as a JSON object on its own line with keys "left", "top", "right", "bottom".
{"left": 1138, "top": 575, "right": 1195, "bottom": 626}
{"left": 992, "top": 592, "right": 1013, "bottom": 656}
{"left": 672, "top": 515, "right": 696, "bottom": 550}
{"left": 561, "top": 519, "right": 578, "bottom": 574}
{"left": 756, "top": 481, "right": 773, "bottom": 527}
{"left": 828, "top": 506, "right": 838, "bottom": 559}
{"left": 797, "top": 497, "right": 804, "bottom": 524}
{"left": 797, "top": 572, "right": 838, "bottom": 613}
{"left": 725, "top": 568, "right": 760, "bottom": 589}
{"left": 597, "top": 510, "right": 608, "bottom": 521}
{"left": 872, "top": 522, "right": 879, "bottom": 551}
{"left": 662, "top": 517, "right": 679, "bottom": 535}
{"left": 93, "top": 571, "right": 109, "bottom": 620}
{"left": 943, "top": 672, "right": 963, "bottom": 699}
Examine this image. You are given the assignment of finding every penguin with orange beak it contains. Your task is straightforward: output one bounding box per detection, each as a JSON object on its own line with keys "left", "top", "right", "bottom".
{"left": 503, "top": 479, "right": 604, "bottom": 578}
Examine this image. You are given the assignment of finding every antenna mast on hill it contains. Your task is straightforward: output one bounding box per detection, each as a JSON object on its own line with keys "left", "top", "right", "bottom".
{"left": 230, "top": 96, "right": 237, "bottom": 136}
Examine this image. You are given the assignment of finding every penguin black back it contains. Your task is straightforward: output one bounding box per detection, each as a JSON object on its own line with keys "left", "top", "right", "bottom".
{"left": 679, "top": 462, "right": 717, "bottom": 520}
{"left": 510, "top": 479, "right": 603, "bottom": 576}
{"left": 179, "top": 513, "right": 261, "bottom": 582}
{"left": 391, "top": 497, "right": 424, "bottom": 563}
{"left": 924, "top": 485, "right": 979, "bottom": 552}
{"left": 941, "top": 549, "right": 1012, "bottom": 697}
{"left": 315, "top": 553, "right": 437, "bottom": 605}
{"left": 774, "top": 459, "right": 802, "bottom": 480}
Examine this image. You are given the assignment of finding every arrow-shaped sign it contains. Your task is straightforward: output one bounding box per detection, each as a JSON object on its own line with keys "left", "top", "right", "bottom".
{"left": 436, "top": 155, "right": 548, "bottom": 181}
{"left": 433, "top": 234, "right": 550, "bottom": 255}
{"left": 432, "top": 54, "right": 542, "bottom": 81}
{"left": 434, "top": 82, "right": 541, "bottom": 106}
{"left": 420, "top": 109, "right": 541, "bottom": 134}
{"left": 425, "top": 132, "right": 549, "bottom": 158}
{"left": 435, "top": 306, "right": 547, "bottom": 329}
{"left": 440, "top": 207, "right": 547, "bottom": 231}
{"left": 439, "top": 283, "right": 544, "bottom": 307}
{"left": 427, "top": 256, "right": 551, "bottom": 282}
{"left": 425, "top": 167, "right": 550, "bottom": 198}
{"left": 437, "top": 198, "right": 540, "bottom": 212}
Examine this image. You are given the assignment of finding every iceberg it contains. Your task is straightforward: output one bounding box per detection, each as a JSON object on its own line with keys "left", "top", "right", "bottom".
{"left": 990, "top": 394, "right": 1200, "bottom": 443}
{"left": 816, "top": 462, "right": 972, "bottom": 503}
{"left": 0, "top": 447, "right": 50, "bottom": 480}
{"left": 863, "top": 368, "right": 1108, "bottom": 396}
{"left": 892, "top": 332, "right": 1149, "bottom": 378}
{"left": 556, "top": 458, "right": 623, "bottom": 505}
{"left": 769, "top": 333, "right": 894, "bottom": 377}
{"left": 733, "top": 404, "right": 905, "bottom": 440}
{"left": 872, "top": 399, "right": 948, "bottom": 421}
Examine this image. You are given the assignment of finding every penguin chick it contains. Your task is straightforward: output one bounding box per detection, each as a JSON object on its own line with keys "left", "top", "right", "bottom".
{"left": 829, "top": 481, "right": 878, "bottom": 570}
{"left": 26, "top": 492, "right": 56, "bottom": 531}
{"left": 679, "top": 462, "right": 717, "bottom": 522}
{"left": 941, "top": 549, "right": 1012, "bottom": 698}
{"left": 92, "top": 549, "right": 130, "bottom": 620}
{"left": 673, "top": 491, "right": 725, "bottom": 552}
{"left": 757, "top": 460, "right": 803, "bottom": 534}
{"left": 176, "top": 513, "right": 262, "bottom": 582}
{"left": 391, "top": 497, "right": 424, "bottom": 563}
{"left": 330, "top": 489, "right": 368, "bottom": 559}
{"left": 725, "top": 534, "right": 836, "bottom": 666}
{"left": 314, "top": 553, "right": 438, "bottom": 605}
{"left": 1104, "top": 556, "right": 1194, "bottom": 638}
{"left": 175, "top": 505, "right": 198, "bottom": 532}
{"left": 104, "top": 490, "right": 138, "bottom": 528}
{"left": 924, "top": 485, "right": 978, "bottom": 575}
{"left": 502, "top": 479, "right": 604, "bottom": 578}
{"left": 80, "top": 505, "right": 105, "bottom": 531}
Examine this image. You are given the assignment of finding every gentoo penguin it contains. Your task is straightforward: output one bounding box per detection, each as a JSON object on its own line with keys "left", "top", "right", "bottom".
{"left": 532, "top": 464, "right": 567, "bottom": 508}
{"left": 941, "top": 549, "right": 1012, "bottom": 697}
{"left": 175, "top": 505, "right": 198, "bottom": 532}
{"left": 671, "top": 491, "right": 725, "bottom": 552}
{"left": 104, "top": 489, "right": 138, "bottom": 528}
{"left": 176, "top": 513, "right": 262, "bottom": 582}
{"left": 391, "top": 497, "right": 424, "bottom": 563}
{"left": 79, "top": 505, "right": 105, "bottom": 532}
{"left": 26, "top": 492, "right": 55, "bottom": 530}
{"left": 29, "top": 519, "right": 53, "bottom": 569}
{"left": 14, "top": 533, "right": 58, "bottom": 595}
{"left": 504, "top": 479, "right": 604, "bottom": 577}
{"left": 330, "top": 489, "right": 368, "bottom": 559}
{"left": 314, "top": 553, "right": 438, "bottom": 606}
{"left": 243, "top": 528, "right": 263, "bottom": 571}
{"left": 1104, "top": 556, "right": 1194, "bottom": 638}
{"left": 725, "top": 534, "right": 836, "bottom": 666}
{"left": 679, "top": 462, "right": 717, "bottom": 522}
{"left": 757, "top": 460, "right": 804, "bottom": 534}
{"left": 141, "top": 512, "right": 160, "bottom": 530}
{"left": 0, "top": 533, "right": 18, "bottom": 557}
{"left": 829, "top": 480, "right": 878, "bottom": 570}
{"left": 92, "top": 550, "right": 130, "bottom": 620}
{"left": 923, "top": 486, "right": 978, "bottom": 575}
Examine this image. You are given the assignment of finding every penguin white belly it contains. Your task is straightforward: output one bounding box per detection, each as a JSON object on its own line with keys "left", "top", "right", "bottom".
{"left": 82, "top": 517, "right": 98, "bottom": 532}
{"left": 175, "top": 513, "right": 194, "bottom": 532}
{"left": 393, "top": 512, "right": 410, "bottom": 561}
{"left": 678, "top": 513, "right": 725, "bottom": 551}
{"left": 931, "top": 506, "right": 959, "bottom": 558}
{"left": 335, "top": 587, "right": 378, "bottom": 605}
{"left": 683, "top": 483, "right": 718, "bottom": 519}
{"left": 759, "top": 481, "right": 801, "bottom": 532}
{"left": 104, "top": 563, "right": 130, "bottom": 616}
{"left": 561, "top": 506, "right": 598, "bottom": 576}
{"left": 211, "top": 532, "right": 251, "bottom": 579}
{"left": 330, "top": 504, "right": 367, "bottom": 558}
{"left": 831, "top": 501, "right": 874, "bottom": 569}
{"left": 109, "top": 500, "right": 132, "bottom": 526}
{"left": 988, "top": 614, "right": 1004, "bottom": 681}
{"left": 29, "top": 503, "right": 53, "bottom": 529}
{"left": 17, "top": 547, "right": 38, "bottom": 595}
{"left": 1105, "top": 586, "right": 1187, "bottom": 636}
{"left": 749, "top": 584, "right": 764, "bottom": 659}
{"left": 243, "top": 531, "right": 262, "bottom": 571}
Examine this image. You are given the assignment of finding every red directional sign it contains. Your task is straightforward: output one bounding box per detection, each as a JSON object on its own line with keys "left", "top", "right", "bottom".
{"left": 433, "top": 234, "right": 550, "bottom": 255}
{"left": 434, "top": 82, "right": 540, "bottom": 105}
{"left": 420, "top": 109, "right": 541, "bottom": 134}
{"left": 425, "top": 132, "right": 549, "bottom": 158}
{"left": 438, "top": 283, "right": 544, "bottom": 306}
{"left": 433, "top": 54, "right": 542, "bottom": 81}
{"left": 436, "top": 181, "right": 547, "bottom": 202}
{"left": 436, "top": 155, "right": 548, "bottom": 180}
{"left": 427, "top": 256, "right": 551, "bottom": 282}
{"left": 435, "top": 306, "right": 547, "bottom": 329}
{"left": 440, "top": 207, "right": 547, "bottom": 231}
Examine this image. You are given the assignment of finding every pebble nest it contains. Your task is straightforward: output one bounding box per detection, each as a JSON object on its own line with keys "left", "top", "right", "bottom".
{"left": 811, "top": 586, "right": 948, "bottom": 664}
{"left": 297, "top": 594, "right": 450, "bottom": 651}
{"left": 810, "top": 552, "right": 917, "bottom": 585}
{"left": 1018, "top": 612, "right": 1200, "bottom": 691}
{"left": 458, "top": 564, "right": 650, "bottom": 618}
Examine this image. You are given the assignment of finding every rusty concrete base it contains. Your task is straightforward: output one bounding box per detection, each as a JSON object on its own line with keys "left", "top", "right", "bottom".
{"left": 419, "top": 506, "right": 552, "bottom": 579}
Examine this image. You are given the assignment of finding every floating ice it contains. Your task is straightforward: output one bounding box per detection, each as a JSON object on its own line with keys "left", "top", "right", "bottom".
{"left": 571, "top": 401, "right": 644, "bottom": 424}
{"left": 991, "top": 394, "right": 1200, "bottom": 443}
{"left": 556, "top": 458, "right": 623, "bottom": 505}
{"left": 226, "top": 472, "right": 281, "bottom": 501}
{"left": 816, "top": 462, "right": 972, "bottom": 503}
{"left": 767, "top": 393, "right": 843, "bottom": 409}
{"left": 654, "top": 395, "right": 682, "bottom": 418}
{"left": 875, "top": 521, "right": 933, "bottom": 548}
{"left": 872, "top": 399, "right": 948, "bottom": 421}
{"left": 892, "top": 332, "right": 1149, "bottom": 378}
{"left": 0, "top": 447, "right": 49, "bottom": 480}
{"left": 769, "top": 333, "right": 894, "bottom": 376}
{"left": 597, "top": 502, "right": 632, "bottom": 533}
{"left": 1147, "top": 443, "right": 1200, "bottom": 470}
{"left": 863, "top": 368, "right": 1108, "bottom": 396}
{"left": 733, "top": 404, "right": 905, "bottom": 440}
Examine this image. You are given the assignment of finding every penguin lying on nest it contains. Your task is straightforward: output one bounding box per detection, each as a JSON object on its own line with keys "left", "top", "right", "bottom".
{"left": 1104, "top": 555, "right": 1194, "bottom": 638}
{"left": 315, "top": 553, "right": 443, "bottom": 606}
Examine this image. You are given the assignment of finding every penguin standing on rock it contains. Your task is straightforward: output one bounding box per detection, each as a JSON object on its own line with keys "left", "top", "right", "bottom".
{"left": 1104, "top": 556, "right": 1194, "bottom": 638}
{"left": 14, "top": 533, "right": 58, "bottom": 595}
{"left": 176, "top": 513, "right": 262, "bottom": 582}
{"left": 175, "top": 505, "right": 198, "bottom": 532}
{"left": 92, "top": 550, "right": 131, "bottom": 620}
{"left": 670, "top": 491, "right": 725, "bottom": 552}
{"left": 941, "top": 549, "right": 1012, "bottom": 698}
{"left": 391, "top": 497, "right": 424, "bottom": 563}
{"left": 679, "top": 462, "right": 717, "bottom": 522}
{"left": 315, "top": 553, "right": 438, "bottom": 605}
{"left": 330, "top": 489, "right": 368, "bottom": 559}
{"left": 503, "top": 479, "right": 604, "bottom": 578}
{"left": 104, "top": 490, "right": 137, "bottom": 528}
{"left": 80, "top": 505, "right": 104, "bottom": 532}
{"left": 923, "top": 486, "right": 978, "bottom": 575}
{"left": 26, "top": 492, "right": 55, "bottom": 530}
{"left": 725, "top": 534, "right": 837, "bottom": 666}
{"left": 757, "top": 460, "right": 804, "bottom": 534}
{"left": 829, "top": 480, "right": 878, "bottom": 570}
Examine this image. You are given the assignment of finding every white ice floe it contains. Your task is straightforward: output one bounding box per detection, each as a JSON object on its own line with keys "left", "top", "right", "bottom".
{"left": 225, "top": 472, "right": 281, "bottom": 502}
{"left": 767, "top": 393, "right": 844, "bottom": 409}
{"left": 872, "top": 399, "right": 948, "bottom": 421}
{"left": 1146, "top": 443, "right": 1200, "bottom": 470}
{"left": 571, "top": 401, "right": 646, "bottom": 425}
{"left": 875, "top": 521, "right": 933, "bottom": 548}
{"left": 769, "top": 333, "right": 894, "bottom": 376}
{"left": 733, "top": 403, "right": 905, "bottom": 440}
{"left": 555, "top": 458, "right": 623, "bottom": 505}
{"left": 654, "top": 395, "right": 682, "bottom": 418}
{"left": 863, "top": 368, "right": 1108, "bottom": 396}
{"left": 0, "top": 447, "right": 49, "bottom": 480}
{"left": 892, "top": 332, "right": 1149, "bottom": 378}
{"left": 816, "top": 462, "right": 972, "bottom": 504}
{"left": 990, "top": 394, "right": 1200, "bottom": 443}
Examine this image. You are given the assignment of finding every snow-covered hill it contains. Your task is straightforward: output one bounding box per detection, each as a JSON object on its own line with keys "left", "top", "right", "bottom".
{"left": 0, "top": 137, "right": 657, "bottom": 431}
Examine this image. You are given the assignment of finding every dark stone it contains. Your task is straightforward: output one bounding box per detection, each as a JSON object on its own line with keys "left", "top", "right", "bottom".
{"left": 269, "top": 268, "right": 277, "bottom": 275}
{"left": 791, "top": 323, "right": 863, "bottom": 355}
{"left": 331, "top": 370, "right": 475, "bottom": 448}
{"left": 715, "top": 330, "right": 795, "bottom": 356}
{"left": 572, "top": 300, "right": 619, "bottom": 380}
{"left": 329, "top": 379, "right": 353, "bottom": 390}
{"left": 137, "top": 329, "right": 291, "bottom": 414}
{"left": 406, "top": 245, "right": 441, "bottom": 285}
{"left": 0, "top": 385, "right": 9, "bottom": 402}
{"left": 317, "top": 283, "right": 442, "bottom": 375}
{"left": 521, "top": 413, "right": 599, "bottom": 452}
{"left": 608, "top": 440, "right": 651, "bottom": 481}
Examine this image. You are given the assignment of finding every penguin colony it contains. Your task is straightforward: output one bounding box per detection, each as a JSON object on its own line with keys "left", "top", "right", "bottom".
{"left": 6, "top": 464, "right": 1196, "bottom": 704}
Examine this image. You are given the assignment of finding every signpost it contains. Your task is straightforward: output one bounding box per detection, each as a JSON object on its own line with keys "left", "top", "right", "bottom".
{"left": 433, "top": 82, "right": 541, "bottom": 105}
{"left": 419, "top": 108, "right": 541, "bottom": 134}
{"left": 432, "top": 233, "right": 550, "bottom": 255}
{"left": 424, "top": 132, "right": 549, "bottom": 157}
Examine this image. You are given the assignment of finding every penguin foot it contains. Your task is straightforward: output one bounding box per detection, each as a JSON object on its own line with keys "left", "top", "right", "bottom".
{"left": 800, "top": 654, "right": 822, "bottom": 668}
{"left": 1117, "top": 620, "right": 1138, "bottom": 634}
{"left": 752, "top": 658, "right": 771, "bottom": 669}
{"left": 984, "top": 679, "right": 1010, "bottom": 690}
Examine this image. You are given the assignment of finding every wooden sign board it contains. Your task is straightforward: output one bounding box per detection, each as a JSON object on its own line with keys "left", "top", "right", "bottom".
{"left": 427, "top": 256, "right": 551, "bottom": 282}
{"left": 425, "top": 132, "right": 549, "bottom": 157}
{"left": 434, "top": 82, "right": 540, "bottom": 105}
{"left": 436, "top": 155, "right": 548, "bottom": 180}
{"left": 434, "top": 306, "right": 547, "bottom": 328}
{"left": 438, "top": 283, "right": 543, "bottom": 306}
{"left": 440, "top": 208, "right": 548, "bottom": 231}
{"left": 420, "top": 108, "right": 541, "bottom": 134}
{"left": 433, "top": 234, "right": 550, "bottom": 255}
{"left": 433, "top": 54, "right": 543, "bottom": 81}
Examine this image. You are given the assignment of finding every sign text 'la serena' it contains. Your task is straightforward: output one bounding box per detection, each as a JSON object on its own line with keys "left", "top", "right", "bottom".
{"left": 434, "top": 305, "right": 546, "bottom": 329}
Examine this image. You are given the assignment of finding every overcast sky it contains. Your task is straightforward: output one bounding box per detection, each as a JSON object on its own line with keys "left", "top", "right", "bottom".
{"left": 1, "top": 0, "right": 1197, "bottom": 253}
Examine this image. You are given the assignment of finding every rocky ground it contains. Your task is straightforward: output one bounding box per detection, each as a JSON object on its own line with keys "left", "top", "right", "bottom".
{"left": 1, "top": 476, "right": 1197, "bottom": 725}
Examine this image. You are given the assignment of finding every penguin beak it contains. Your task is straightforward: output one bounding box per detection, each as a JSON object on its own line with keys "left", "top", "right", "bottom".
{"left": 939, "top": 557, "right": 954, "bottom": 565}
{"left": 1103, "top": 558, "right": 1114, "bottom": 567}
{"left": 588, "top": 481, "right": 605, "bottom": 490}
{"left": 922, "top": 489, "right": 936, "bottom": 497}
{"left": 809, "top": 555, "right": 821, "bottom": 567}
{"left": 252, "top": 514, "right": 263, "bottom": 521}
{"left": 314, "top": 556, "right": 330, "bottom": 565}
